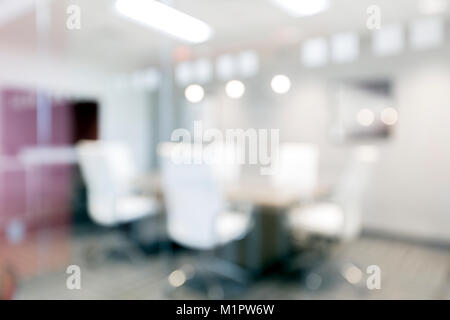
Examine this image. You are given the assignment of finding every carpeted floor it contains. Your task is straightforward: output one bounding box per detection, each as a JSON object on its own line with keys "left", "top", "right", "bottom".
{"left": 13, "top": 231, "right": 450, "bottom": 300}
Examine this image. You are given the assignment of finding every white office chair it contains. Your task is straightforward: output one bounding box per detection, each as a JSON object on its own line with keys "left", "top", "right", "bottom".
{"left": 205, "top": 141, "right": 242, "bottom": 187}
{"left": 271, "top": 143, "right": 319, "bottom": 201}
{"left": 286, "top": 146, "right": 379, "bottom": 287}
{"left": 288, "top": 145, "right": 378, "bottom": 243}
{"left": 158, "top": 142, "right": 252, "bottom": 297}
{"left": 76, "top": 140, "right": 159, "bottom": 227}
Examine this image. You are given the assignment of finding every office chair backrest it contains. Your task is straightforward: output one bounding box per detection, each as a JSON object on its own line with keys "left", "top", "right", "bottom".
{"left": 271, "top": 143, "right": 319, "bottom": 199}
{"left": 332, "top": 145, "right": 379, "bottom": 240}
{"left": 76, "top": 140, "right": 133, "bottom": 226}
{"left": 103, "top": 141, "right": 137, "bottom": 188}
{"left": 205, "top": 142, "right": 241, "bottom": 186}
{"left": 158, "top": 142, "right": 226, "bottom": 250}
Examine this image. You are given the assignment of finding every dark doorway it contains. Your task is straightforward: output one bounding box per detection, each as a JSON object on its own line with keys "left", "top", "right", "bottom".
{"left": 69, "top": 100, "right": 99, "bottom": 226}
{"left": 71, "top": 100, "right": 99, "bottom": 143}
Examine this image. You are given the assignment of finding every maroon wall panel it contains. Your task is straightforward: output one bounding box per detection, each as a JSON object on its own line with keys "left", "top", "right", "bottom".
{"left": 51, "top": 98, "right": 73, "bottom": 146}
{"left": 0, "top": 89, "right": 37, "bottom": 156}
{"left": 0, "top": 88, "right": 74, "bottom": 243}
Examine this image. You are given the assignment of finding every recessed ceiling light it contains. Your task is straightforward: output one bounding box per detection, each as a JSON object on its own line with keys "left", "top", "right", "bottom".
{"left": 185, "top": 84, "right": 205, "bottom": 103}
{"left": 270, "top": 0, "right": 330, "bottom": 17}
{"left": 271, "top": 75, "right": 291, "bottom": 94}
{"left": 225, "top": 80, "right": 245, "bottom": 99}
{"left": 115, "top": 0, "right": 213, "bottom": 44}
{"left": 380, "top": 107, "right": 398, "bottom": 125}
{"left": 356, "top": 109, "right": 375, "bottom": 126}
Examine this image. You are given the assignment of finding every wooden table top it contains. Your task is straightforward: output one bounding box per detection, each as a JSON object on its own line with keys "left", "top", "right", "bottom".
{"left": 134, "top": 172, "right": 327, "bottom": 210}
{"left": 224, "top": 179, "right": 303, "bottom": 208}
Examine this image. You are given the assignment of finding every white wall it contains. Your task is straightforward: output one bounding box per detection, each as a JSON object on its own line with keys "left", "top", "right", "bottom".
{"left": 99, "top": 89, "right": 154, "bottom": 171}
{"left": 0, "top": 49, "right": 108, "bottom": 98}
{"left": 365, "top": 57, "right": 450, "bottom": 241}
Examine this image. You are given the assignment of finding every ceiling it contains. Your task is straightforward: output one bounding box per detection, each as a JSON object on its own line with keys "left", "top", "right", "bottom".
{"left": 0, "top": 0, "right": 446, "bottom": 72}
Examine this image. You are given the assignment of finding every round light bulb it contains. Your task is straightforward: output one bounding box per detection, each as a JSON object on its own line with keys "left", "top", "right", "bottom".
{"left": 380, "top": 107, "right": 398, "bottom": 125}
{"left": 184, "top": 84, "right": 204, "bottom": 103}
{"left": 225, "top": 80, "right": 245, "bottom": 99}
{"left": 271, "top": 74, "right": 291, "bottom": 94}
{"left": 356, "top": 108, "right": 375, "bottom": 126}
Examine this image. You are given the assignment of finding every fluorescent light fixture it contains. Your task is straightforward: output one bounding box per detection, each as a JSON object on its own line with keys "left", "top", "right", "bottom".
{"left": 301, "top": 37, "right": 328, "bottom": 68}
{"left": 372, "top": 24, "right": 404, "bottom": 56}
{"left": 331, "top": 32, "right": 359, "bottom": 64}
{"left": 410, "top": 17, "right": 444, "bottom": 50}
{"left": 270, "top": 0, "right": 330, "bottom": 17}
{"left": 418, "top": 0, "right": 448, "bottom": 15}
{"left": 0, "top": 0, "right": 35, "bottom": 27}
{"left": 115, "top": 0, "right": 213, "bottom": 44}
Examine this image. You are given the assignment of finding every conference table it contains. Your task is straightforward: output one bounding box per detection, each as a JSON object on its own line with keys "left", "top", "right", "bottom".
{"left": 141, "top": 172, "right": 315, "bottom": 207}
{"left": 137, "top": 172, "right": 328, "bottom": 274}
{"left": 217, "top": 177, "right": 314, "bottom": 274}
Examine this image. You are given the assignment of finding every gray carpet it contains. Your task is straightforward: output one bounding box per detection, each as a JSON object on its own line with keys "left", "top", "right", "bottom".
{"left": 15, "top": 232, "right": 450, "bottom": 300}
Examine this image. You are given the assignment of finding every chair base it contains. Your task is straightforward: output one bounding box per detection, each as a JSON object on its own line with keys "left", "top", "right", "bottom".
{"left": 165, "top": 255, "right": 251, "bottom": 299}
{"left": 284, "top": 238, "right": 366, "bottom": 292}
